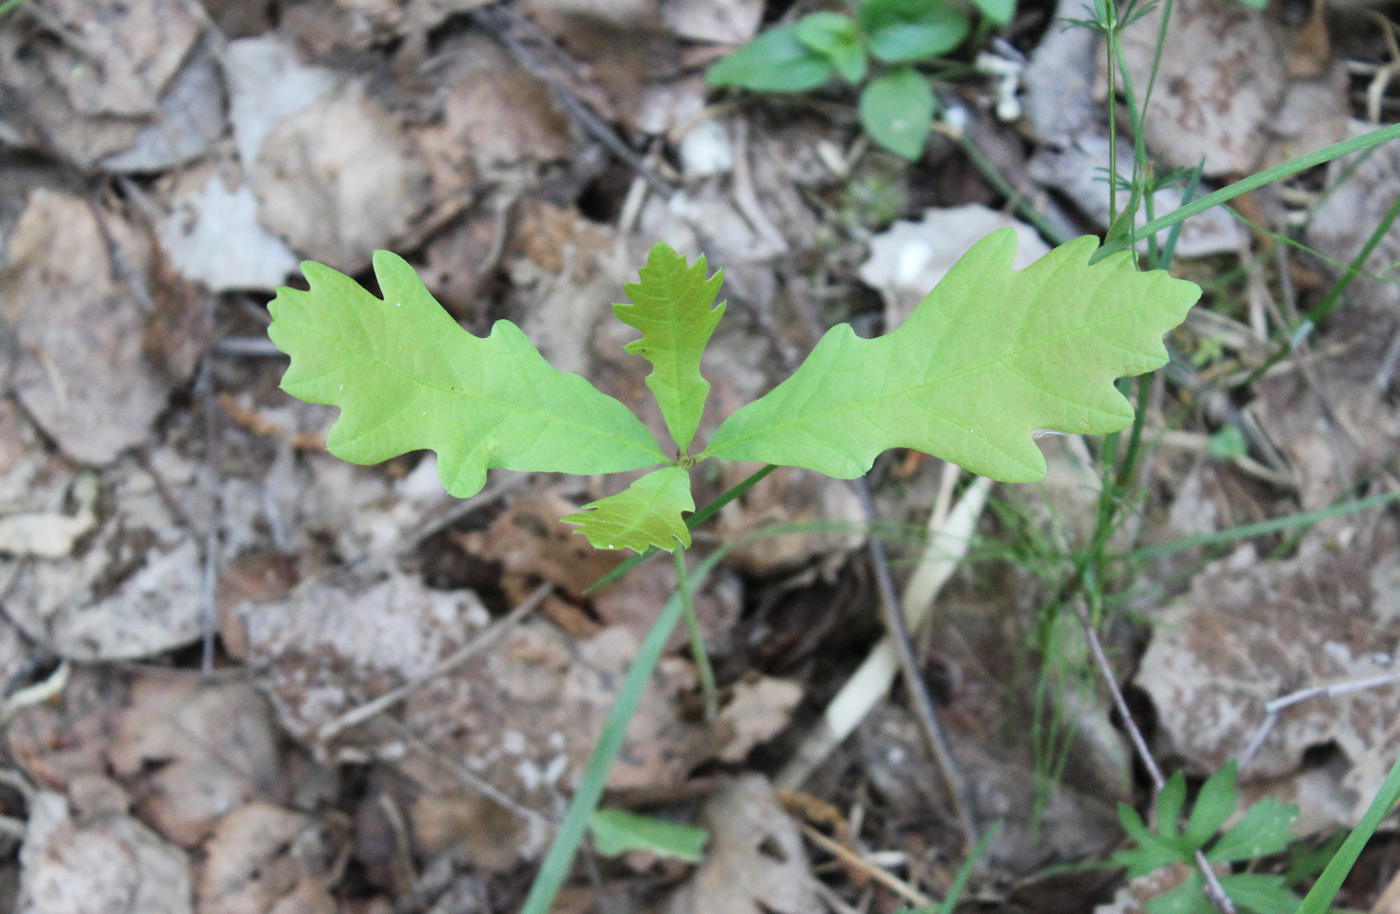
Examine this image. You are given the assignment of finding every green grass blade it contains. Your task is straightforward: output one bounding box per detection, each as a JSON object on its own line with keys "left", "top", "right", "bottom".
{"left": 1295, "top": 752, "right": 1400, "bottom": 914}
{"left": 1120, "top": 489, "right": 1400, "bottom": 561}
{"left": 1092, "top": 124, "right": 1400, "bottom": 263}
{"left": 518, "top": 549, "right": 725, "bottom": 914}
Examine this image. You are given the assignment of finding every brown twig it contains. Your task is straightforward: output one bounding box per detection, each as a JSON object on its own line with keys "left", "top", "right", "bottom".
{"left": 315, "top": 583, "right": 549, "bottom": 743}
{"left": 800, "top": 822, "right": 936, "bottom": 908}
{"left": 1074, "top": 601, "right": 1236, "bottom": 914}
{"left": 853, "top": 477, "right": 979, "bottom": 850}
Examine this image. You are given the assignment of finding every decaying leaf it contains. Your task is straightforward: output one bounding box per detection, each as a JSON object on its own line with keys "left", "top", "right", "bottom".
{"left": 661, "top": 776, "right": 818, "bottom": 914}
{"left": 0, "top": 190, "right": 168, "bottom": 465}
{"left": 17, "top": 792, "right": 192, "bottom": 914}
{"left": 1136, "top": 530, "right": 1400, "bottom": 832}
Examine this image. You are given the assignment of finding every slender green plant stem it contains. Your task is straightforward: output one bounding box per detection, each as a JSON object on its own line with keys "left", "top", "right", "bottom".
{"left": 1119, "top": 489, "right": 1400, "bottom": 561}
{"left": 676, "top": 545, "right": 718, "bottom": 721}
{"left": 1092, "top": 124, "right": 1400, "bottom": 262}
{"left": 585, "top": 464, "right": 777, "bottom": 594}
{"left": 1238, "top": 186, "right": 1400, "bottom": 387}
{"left": 518, "top": 550, "right": 725, "bottom": 914}
{"left": 953, "top": 134, "right": 1071, "bottom": 245}
{"left": 1295, "top": 751, "right": 1400, "bottom": 914}
{"left": 0, "top": 0, "right": 25, "bottom": 15}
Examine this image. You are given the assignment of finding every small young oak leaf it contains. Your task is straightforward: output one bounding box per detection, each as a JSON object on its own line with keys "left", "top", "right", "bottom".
{"left": 703, "top": 230, "right": 1200, "bottom": 482}
{"left": 614, "top": 243, "right": 725, "bottom": 455}
{"left": 268, "top": 252, "right": 666, "bottom": 498}
{"left": 561, "top": 466, "right": 693, "bottom": 553}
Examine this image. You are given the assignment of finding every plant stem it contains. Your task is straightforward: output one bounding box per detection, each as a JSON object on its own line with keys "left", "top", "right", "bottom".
{"left": 517, "top": 551, "right": 722, "bottom": 914}
{"left": 1092, "top": 123, "right": 1400, "bottom": 262}
{"left": 1074, "top": 593, "right": 1236, "bottom": 914}
{"left": 676, "top": 545, "right": 719, "bottom": 721}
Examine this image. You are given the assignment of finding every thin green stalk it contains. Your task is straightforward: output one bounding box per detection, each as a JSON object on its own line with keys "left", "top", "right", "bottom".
{"left": 518, "top": 549, "right": 725, "bottom": 914}
{"left": 1296, "top": 751, "right": 1400, "bottom": 914}
{"left": 1105, "top": 0, "right": 1120, "bottom": 226}
{"left": 586, "top": 463, "right": 777, "bottom": 594}
{"left": 1239, "top": 187, "right": 1400, "bottom": 387}
{"left": 676, "top": 545, "right": 718, "bottom": 721}
{"left": 0, "top": 0, "right": 24, "bottom": 15}
{"left": 1092, "top": 124, "right": 1400, "bottom": 262}
{"left": 1119, "top": 488, "right": 1400, "bottom": 561}
{"left": 953, "top": 134, "right": 1071, "bottom": 245}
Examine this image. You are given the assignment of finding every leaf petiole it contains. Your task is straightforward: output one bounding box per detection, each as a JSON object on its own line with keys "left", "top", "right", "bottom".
{"left": 676, "top": 544, "right": 719, "bottom": 722}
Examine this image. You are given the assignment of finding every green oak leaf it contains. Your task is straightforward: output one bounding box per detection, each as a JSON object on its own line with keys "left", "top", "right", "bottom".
{"left": 703, "top": 230, "right": 1200, "bottom": 482}
{"left": 615, "top": 243, "right": 725, "bottom": 456}
{"left": 561, "top": 466, "right": 694, "bottom": 553}
{"left": 268, "top": 252, "right": 666, "bottom": 498}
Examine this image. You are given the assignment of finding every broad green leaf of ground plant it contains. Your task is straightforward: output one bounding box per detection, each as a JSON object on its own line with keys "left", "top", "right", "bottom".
{"left": 969, "top": 0, "right": 1016, "bottom": 25}
{"left": 860, "top": 0, "right": 969, "bottom": 62}
{"left": 1114, "top": 762, "right": 1299, "bottom": 914}
{"left": 561, "top": 466, "right": 693, "bottom": 552}
{"left": 859, "top": 67, "right": 936, "bottom": 160}
{"left": 588, "top": 808, "right": 709, "bottom": 862}
{"left": 797, "top": 12, "right": 869, "bottom": 83}
{"left": 706, "top": 24, "right": 834, "bottom": 92}
{"left": 703, "top": 230, "right": 1200, "bottom": 482}
{"left": 614, "top": 243, "right": 725, "bottom": 456}
{"left": 268, "top": 252, "right": 666, "bottom": 498}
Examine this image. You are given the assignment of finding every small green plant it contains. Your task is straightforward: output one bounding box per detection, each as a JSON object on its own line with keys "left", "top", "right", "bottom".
{"left": 269, "top": 231, "right": 1198, "bottom": 911}
{"left": 269, "top": 234, "right": 1197, "bottom": 554}
{"left": 706, "top": 0, "right": 1013, "bottom": 160}
{"left": 1114, "top": 761, "right": 1300, "bottom": 914}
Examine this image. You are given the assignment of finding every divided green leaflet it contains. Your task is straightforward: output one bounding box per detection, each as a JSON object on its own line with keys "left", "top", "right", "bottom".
{"left": 702, "top": 230, "right": 1201, "bottom": 482}
{"left": 561, "top": 466, "right": 694, "bottom": 553}
{"left": 268, "top": 251, "right": 666, "bottom": 498}
{"left": 614, "top": 243, "right": 725, "bottom": 455}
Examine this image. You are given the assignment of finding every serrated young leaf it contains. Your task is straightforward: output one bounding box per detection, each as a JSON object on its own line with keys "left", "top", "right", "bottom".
{"left": 1144, "top": 874, "right": 1214, "bottom": 914}
{"left": 1216, "top": 874, "right": 1301, "bottom": 914}
{"left": 1156, "top": 771, "right": 1188, "bottom": 843}
{"left": 561, "top": 466, "right": 694, "bottom": 553}
{"left": 703, "top": 230, "right": 1201, "bottom": 482}
{"left": 269, "top": 252, "right": 666, "bottom": 498}
{"left": 1182, "top": 761, "right": 1238, "bottom": 850}
{"left": 615, "top": 243, "right": 725, "bottom": 455}
{"left": 1206, "top": 798, "right": 1297, "bottom": 864}
{"left": 1114, "top": 804, "right": 1189, "bottom": 878}
{"left": 589, "top": 808, "right": 709, "bottom": 862}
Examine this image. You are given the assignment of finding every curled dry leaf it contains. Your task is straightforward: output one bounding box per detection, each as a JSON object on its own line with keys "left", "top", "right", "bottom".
{"left": 661, "top": 775, "right": 818, "bottom": 914}
{"left": 108, "top": 673, "right": 286, "bottom": 848}
{"left": 252, "top": 80, "right": 430, "bottom": 272}
{"left": 1136, "top": 531, "right": 1400, "bottom": 832}
{"left": 197, "top": 803, "right": 336, "bottom": 914}
{"left": 17, "top": 792, "right": 192, "bottom": 914}
{"left": 0, "top": 190, "right": 167, "bottom": 465}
